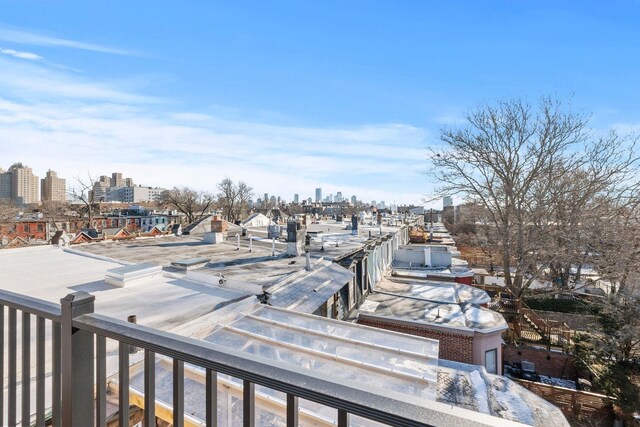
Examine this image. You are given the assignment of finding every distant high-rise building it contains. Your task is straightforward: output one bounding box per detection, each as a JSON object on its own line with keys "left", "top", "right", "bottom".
{"left": 351, "top": 195, "right": 357, "bottom": 205}
{"left": 91, "top": 181, "right": 109, "bottom": 202}
{"left": 8, "top": 163, "right": 39, "bottom": 205}
{"left": 293, "top": 194, "right": 299, "bottom": 204}
{"left": 329, "top": 194, "right": 334, "bottom": 203}
{"left": 99, "top": 175, "right": 110, "bottom": 186}
{"left": 124, "top": 178, "right": 134, "bottom": 187}
{"left": 106, "top": 186, "right": 165, "bottom": 203}
{"left": 0, "top": 168, "right": 11, "bottom": 201}
{"left": 336, "top": 192, "right": 342, "bottom": 203}
{"left": 443, "top": 196, "right": 453, "bottom": 208}
{"left": 315, "top": 188, "right": 322, "bottom": 203}
{"left": 307, "top": 197, "right": 312, "bottom": 204}
{"left": 379, "top": 201, "right": 386, "bottom": 209}
{"left": 111, "top": 172, "right": 124, "bottom": 187}
{"left": 41, "top": 170, "right": 66, "bottom": 202}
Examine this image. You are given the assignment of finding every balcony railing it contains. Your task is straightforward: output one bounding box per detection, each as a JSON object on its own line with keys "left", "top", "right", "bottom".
{"left": 0, "top": 289, "right": 523, "bottom": 427}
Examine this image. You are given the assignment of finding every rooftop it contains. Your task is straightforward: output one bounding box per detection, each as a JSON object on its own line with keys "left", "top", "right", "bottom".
{"left": 373, "top": 276, "right": 491, "bottom": 305}
{"left": 0, "top": 230, "right": 564, "bottom": 426}
{"left": 361, "top": 277, "right": 507, "bottom": 333}
{"left": 122, "top": 304, "right": 564, "bottom": 426}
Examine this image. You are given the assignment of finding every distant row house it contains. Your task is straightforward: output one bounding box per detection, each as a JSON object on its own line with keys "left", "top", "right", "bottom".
{"left": 89, "top": 207, "right": 182, "bottom": 233}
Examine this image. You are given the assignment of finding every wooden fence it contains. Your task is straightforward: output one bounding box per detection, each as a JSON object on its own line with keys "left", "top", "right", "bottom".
{"left": 515, "top": 379, "right": 614, "bottom": 426}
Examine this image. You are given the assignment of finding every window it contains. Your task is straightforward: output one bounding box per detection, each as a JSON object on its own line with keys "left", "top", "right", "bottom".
{"left": 485, "top": 349, "right": 497, "bottom": 374}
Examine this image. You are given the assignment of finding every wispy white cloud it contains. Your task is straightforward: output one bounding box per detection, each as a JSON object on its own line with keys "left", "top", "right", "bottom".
{"left": 0, "top": 26, "right": 134, "bottom": 56}
{"left": 0, "top": 44, "right": 433, "bottom": 205}
{"left": 0, "top": 56, "right": 158, "bottom": 103}
{"left": 610, "top": 122, "right": 640, "bottom": 134}
{"left": 0, "top": 47, "right": 42, "bottom": 61}
{"left": 434, "top": 113, "right": 466, "bottom": 126}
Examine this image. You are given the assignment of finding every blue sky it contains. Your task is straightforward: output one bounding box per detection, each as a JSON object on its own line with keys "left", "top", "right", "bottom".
{"left": 0, "top": 1, "right": 639, "bottom": 206}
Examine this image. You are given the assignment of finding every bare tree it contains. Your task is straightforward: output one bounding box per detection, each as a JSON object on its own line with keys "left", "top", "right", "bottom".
{"left": 447, "top": 202, "right": 502, "bottom": 271}
{"left": 160, "top": 187, "right": 216, "bottom": 224}
{"left": 68, "top": 174, "right": 100, "bottom": 228}
{"left": 35, "top": 200, "right": 75, "bottom": 232}
{"left": 0, "top": 200, "right": 19, "bottom": 223}
{"left": 217, "top": 179, "right": 253, "bottom": 223}
{"left": 509, "top": 129, "right": 637, "bottom": 292}
{"left": 573, "top": 289, "right": 640, "bottom": 417}
{"left": 430, "top": 97, "right": 638, "bottom": 297}
{"left": 233, "top": 181, "right": 253, "bottom": 222}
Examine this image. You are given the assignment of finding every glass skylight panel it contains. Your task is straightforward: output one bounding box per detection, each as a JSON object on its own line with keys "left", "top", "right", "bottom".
{"left": 226, "top": 317, "right": 437, "bottom": 381}
{"left": 250, "top": 306, "right": 438, "bottom": 358}
{"left": 209, "top": 328, "right": 437, "bottom": 400}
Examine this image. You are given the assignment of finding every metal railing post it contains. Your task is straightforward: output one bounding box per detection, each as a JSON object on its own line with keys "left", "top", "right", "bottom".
{"left": 60, "top": 292, "right": 96, "bottom": 427}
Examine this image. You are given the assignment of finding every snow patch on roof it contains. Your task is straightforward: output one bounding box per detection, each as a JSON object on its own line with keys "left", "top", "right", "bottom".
{"left": 469, "top": 369, "right": 491, "bottom": 414}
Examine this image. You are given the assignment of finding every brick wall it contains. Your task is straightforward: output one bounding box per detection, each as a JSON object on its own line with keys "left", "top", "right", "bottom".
{"left": 357, "top": 317, "right": 474, "bottom": 364}
{"left": 503, "top": 344, "right": 577, "bottom": 379}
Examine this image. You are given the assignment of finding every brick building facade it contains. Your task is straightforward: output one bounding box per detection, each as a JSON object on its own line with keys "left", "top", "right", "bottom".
{"left": 358, "top": 316, "right": 475, "bottom": 363}
{"left": 358, "top": 313, "right": 505, "bottom": 374}
{"left": 0, "top": 220, "right": 51, "bottom": 242}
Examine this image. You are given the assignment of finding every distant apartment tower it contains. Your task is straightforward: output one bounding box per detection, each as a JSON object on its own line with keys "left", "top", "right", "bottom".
{"left": 315, "top": 188, "right": 322, "bottom": 203}
{"left": 91, "top": 181, "right": 109, "bottom": 202}
{"left": 2, "top": 163, "right": 39, "bottom": 205}
{"left": 0, "top": 168, "right": 11, "bottom": 200}
{"left": 293, "top": 194, "right": 299, "bottom": 204}
{"left": 106, "top": 186, "right": 165, "bottom": 203}
{"left": 336, "top": 192, "right": 343, "bottom": 202}
{"left": 111, "top": 172, "right": 124, "bottom": 187}
{"left": 443, "top": 196, "right": 453, "bottom": 208}
{"left": 351, "top": 195, "right": 357, "bottom": 204}
{"left": 41, "top": 170, "right": 66, "bottom": 202}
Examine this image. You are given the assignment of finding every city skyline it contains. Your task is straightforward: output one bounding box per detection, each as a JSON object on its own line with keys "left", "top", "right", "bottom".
{"left": 1, "top": 160, "right": 402, "bottom": 208}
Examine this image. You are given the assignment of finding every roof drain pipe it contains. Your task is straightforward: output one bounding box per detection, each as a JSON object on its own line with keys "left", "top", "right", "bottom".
{"left": 305, "top": 251, "right": 312, "bottom": 271}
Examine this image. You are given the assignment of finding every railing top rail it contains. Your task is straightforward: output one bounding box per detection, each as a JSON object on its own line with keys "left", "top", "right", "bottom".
{"left": 74, "top": 313, "right": 526, "bottom": 427}
{"left": 0, "top": 289, "right": 61, "bottom": 321}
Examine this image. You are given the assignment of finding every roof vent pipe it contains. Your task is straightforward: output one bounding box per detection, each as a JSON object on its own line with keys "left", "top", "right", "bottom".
{"left": 305, "top": 251, "right": 312, "bottom": 271}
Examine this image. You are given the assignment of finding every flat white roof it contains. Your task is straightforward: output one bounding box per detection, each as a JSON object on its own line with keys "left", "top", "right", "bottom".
{"left": 0, "top": 245, "right": 255, "bottom": 334}
{"left": 2, "top": 245, "right": 566, "bottom": 426}
{"left": 374, "top": 277, "right": 491, "bottom": 305}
